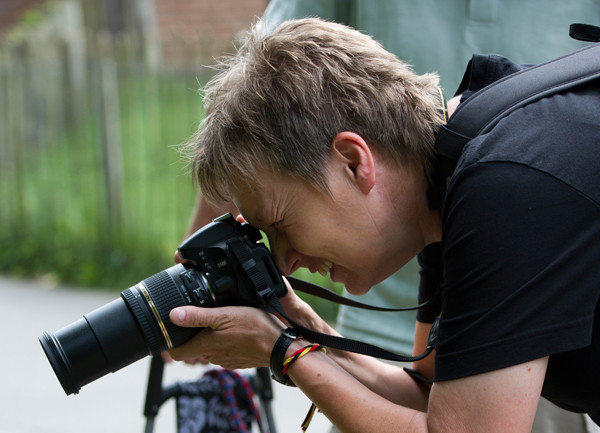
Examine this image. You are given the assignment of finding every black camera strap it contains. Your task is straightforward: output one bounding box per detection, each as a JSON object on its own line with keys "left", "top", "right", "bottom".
{"left": 259, "top": 279, "right": 439, "bottom": 363}
{"left": 437, "top": 41, "right": 600, "bottom": 159}
{"left": 569, "top": 23, "right": 600, "bottom": 42}
{"left": 286, "top": 276, "right": 434, "bottom": 312}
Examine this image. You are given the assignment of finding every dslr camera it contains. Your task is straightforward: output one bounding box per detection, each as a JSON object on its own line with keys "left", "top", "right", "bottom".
{"left": 39, "top": 214, "right": 287, "bottom": 395}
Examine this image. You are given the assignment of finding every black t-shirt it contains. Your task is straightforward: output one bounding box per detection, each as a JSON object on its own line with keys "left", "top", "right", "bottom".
{"left": 418, "top": 53, "right": 600, "bottom": 422}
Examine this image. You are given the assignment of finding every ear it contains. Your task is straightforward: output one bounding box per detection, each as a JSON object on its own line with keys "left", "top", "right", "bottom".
{"left": 331, "top": 131, "right": 376, "bottom": 194}
{"left": 235, "top": 214, "right": 247, "bottom": 224}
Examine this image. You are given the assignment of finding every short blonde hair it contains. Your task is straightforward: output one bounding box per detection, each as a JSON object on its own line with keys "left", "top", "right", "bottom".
{"left": 187, "top": 18, "right": 444, "bottom": 202}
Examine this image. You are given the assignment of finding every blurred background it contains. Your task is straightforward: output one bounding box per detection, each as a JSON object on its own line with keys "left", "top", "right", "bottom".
{"left": 0, "top": 0, "right": 271, "bottom": 292}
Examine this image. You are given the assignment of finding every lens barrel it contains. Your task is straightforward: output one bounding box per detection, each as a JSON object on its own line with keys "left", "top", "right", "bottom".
{"left": 39, "top": 264, "right": 198, "bottom": 395}
{"left": 39, "top": 298, "right": 148, "bottom": 395}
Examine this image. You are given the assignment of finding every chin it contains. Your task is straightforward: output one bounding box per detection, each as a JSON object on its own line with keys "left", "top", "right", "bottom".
{"left": 340, "top": 270, "right": 387, "bottom": 296}
{"left": 331, "top": 266, "right": 377, "bottom": 295}
{"left": 341, "top": 279, "right": 371, "bottom": 296}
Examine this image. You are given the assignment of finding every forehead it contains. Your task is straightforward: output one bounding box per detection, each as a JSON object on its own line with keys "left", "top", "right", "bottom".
{"left": 231, "top": 169, "right": 327, "bottom": 226}
{"left": 230, "top": 170, "right": 288, "bottom": 221}
{"left": 229, "top": 157, "right": 337, "bottom": 223}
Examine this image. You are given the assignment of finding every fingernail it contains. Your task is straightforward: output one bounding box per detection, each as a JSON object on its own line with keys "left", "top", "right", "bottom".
{"left": 171, "top": 308, "right": 186, "bottom": 324}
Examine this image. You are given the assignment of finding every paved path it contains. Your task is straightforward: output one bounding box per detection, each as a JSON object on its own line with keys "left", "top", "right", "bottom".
{"left": 0, "top": 275, "right": 331, "bottom": 433}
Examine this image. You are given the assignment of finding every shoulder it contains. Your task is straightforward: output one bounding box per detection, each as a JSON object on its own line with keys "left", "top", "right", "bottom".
{"left": 453, "top": 84, "right": 600, "bottom": 206}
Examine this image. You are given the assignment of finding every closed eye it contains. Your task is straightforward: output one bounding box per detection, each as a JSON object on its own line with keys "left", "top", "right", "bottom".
{"left": 270, "top": 220, "right": 283, "bottom": 229}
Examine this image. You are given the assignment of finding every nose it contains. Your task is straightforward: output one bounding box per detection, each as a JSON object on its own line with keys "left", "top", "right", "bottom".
{"left": 270, "top": 238, "right": 303, "bottom": 276}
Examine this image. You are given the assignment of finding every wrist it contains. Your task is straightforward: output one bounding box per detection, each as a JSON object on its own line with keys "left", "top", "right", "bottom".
{"left": 270, "top": 327, "right": 299, "bottom": 386}
{"left": 270, "top": 327, "right": 327, "bottom": 387}
{"left": 282, "top": 343, "right": 326, "bottom": 376}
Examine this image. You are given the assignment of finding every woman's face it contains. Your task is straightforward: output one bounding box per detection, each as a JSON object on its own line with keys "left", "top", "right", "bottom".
{"left": 231, "top": 143, "right": 434, "bottom": 294}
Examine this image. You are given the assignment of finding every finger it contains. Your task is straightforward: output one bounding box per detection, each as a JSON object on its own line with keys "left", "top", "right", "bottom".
{"left": 168, "top": 332, "right": 208, "bottom": 362}
{"left": 170, "top": 306, "right": 215, "bottom": 328}
{"left": 173, "top": 250, "right": 189, "bottom": 264}
{"left": 184, "top": 356, "right": 210, "bottom": 366}
{"left": 173, "top": 250, "right": 182, "bottom": 263}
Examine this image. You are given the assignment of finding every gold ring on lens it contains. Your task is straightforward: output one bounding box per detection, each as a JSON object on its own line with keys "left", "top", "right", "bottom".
{"left": 136, "top": 282, "right": 174, "bottom": 349}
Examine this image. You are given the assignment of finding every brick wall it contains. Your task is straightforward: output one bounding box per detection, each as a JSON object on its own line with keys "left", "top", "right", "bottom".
{"left": 0, "top": 0, "right": 47, "bottom": 37}
{"left": 154, "top": 0, "right": 268, "bottom": 68}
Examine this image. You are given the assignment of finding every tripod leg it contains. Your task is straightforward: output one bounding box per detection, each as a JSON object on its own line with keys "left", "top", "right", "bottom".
{"left": 143, "top": 356, "right": 165, "bottom": 433}
{"left": 254, "top": 367, "right": 278, "bottom": 433}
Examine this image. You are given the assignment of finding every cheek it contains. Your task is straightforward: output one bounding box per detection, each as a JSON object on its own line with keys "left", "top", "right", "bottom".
{"left": 286, "top": 230, "right": 321, "bottom": 256}
{"left": 291, "top": 223, "right": 350, "bottom": 258}
{"left": 284, "top": 219, "right": 321, "bottom": 247}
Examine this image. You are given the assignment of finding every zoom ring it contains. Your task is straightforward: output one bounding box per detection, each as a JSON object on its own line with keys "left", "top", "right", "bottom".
{"left": 142, "top": 269, "right": 189, "bottom": 348}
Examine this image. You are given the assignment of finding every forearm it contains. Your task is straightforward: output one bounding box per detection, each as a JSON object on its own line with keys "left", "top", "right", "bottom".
{"left": 326, "top": 348, "right": 430, "bottom": 410}
{"left": 286, "top": 342, "right": 429, "bottom": 433}
{"left": 168, "top": 299, "right": 543, "bottom": 433}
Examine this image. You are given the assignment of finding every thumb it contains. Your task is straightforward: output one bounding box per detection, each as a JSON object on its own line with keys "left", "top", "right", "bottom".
{"left": 170, "top": 306, "right": 215, "bottom": 328}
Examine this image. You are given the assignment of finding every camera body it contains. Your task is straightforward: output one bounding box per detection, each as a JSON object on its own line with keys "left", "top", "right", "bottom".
{"left": 177, "top": 213, "right": 285, "bottom": 311}
{"left": 40, "top": 214, "right": 287, "bottom": 395}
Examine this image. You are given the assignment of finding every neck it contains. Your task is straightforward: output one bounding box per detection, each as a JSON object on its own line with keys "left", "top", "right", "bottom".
{"left": 389, "top": 159, "right": 443, "bottom": 248}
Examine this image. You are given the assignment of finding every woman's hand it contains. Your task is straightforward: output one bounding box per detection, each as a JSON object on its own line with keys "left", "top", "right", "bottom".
{"left": 165, "top": 274, "right": 335, "bottom": 369}
{"left": 167, "top": 304, "right": 285, "bottom": 369}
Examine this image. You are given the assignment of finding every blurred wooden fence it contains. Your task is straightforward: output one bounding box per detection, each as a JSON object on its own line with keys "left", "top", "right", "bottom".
{"left": 0, "top": 10, "right": 210, "bottom": 287}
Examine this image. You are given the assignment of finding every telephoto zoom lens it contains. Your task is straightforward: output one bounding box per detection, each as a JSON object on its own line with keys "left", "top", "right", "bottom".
{"left": 39, "top": 263, "right": 203, "bottom": 395}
